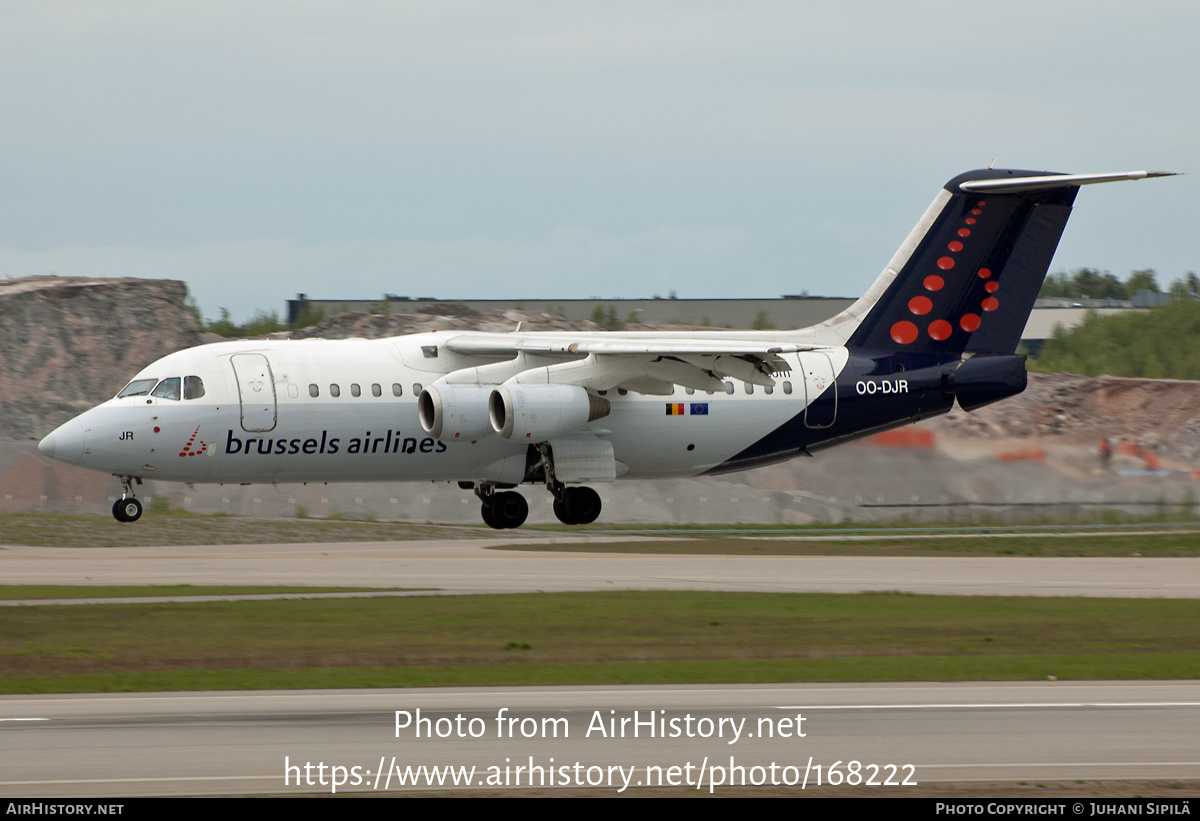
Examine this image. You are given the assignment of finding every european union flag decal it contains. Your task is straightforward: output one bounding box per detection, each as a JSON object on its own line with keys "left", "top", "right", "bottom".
{"left": 690, "top": 403, "right": 708, "bottom": 415}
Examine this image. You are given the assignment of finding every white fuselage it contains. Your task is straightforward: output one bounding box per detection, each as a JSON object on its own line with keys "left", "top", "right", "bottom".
{"left": 45, "top": 334, "right": 847, "bottom": 486}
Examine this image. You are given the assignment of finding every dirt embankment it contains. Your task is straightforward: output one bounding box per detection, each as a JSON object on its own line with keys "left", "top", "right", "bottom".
{"left": 0, "top": 277, "right": 202, "bottom": 440}
{"left": 930, "top": 373, "right": 1200, "bottom": 467}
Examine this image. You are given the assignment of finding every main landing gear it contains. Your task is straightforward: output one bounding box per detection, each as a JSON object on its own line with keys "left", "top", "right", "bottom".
{"left": 474, "top": 485, "right": 529, "bottom": 530}
{"left": 112, "top": 476, "right": 143, "bottom": 523}
{"left": 551, "top": 486, "right": 601, "bottom": 526}
{"left": 471, "top": 482, "right": 602, "bottom": 529}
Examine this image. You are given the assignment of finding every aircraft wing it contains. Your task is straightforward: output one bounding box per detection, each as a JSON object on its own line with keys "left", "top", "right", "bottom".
{"left": 441, "top": 332, "right": 810, "bottom": 387}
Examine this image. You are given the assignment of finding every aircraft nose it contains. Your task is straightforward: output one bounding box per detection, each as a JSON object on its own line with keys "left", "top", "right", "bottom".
{"left": 39, "top": 420, "right": 86, "bottom": 465}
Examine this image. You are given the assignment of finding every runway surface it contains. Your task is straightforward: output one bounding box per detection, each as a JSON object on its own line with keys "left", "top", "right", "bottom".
{"left": 3, "top": 537, "right": 1196, "bottom": 797}
{"left": 2, "top": 536, "right": 1199, "bottom": 598}
{"left": 2, "top": 682, "right": 1198, "bottom": 796}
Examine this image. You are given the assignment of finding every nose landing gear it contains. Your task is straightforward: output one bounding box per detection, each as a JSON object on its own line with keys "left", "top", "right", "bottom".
{"left": 112, "top": 476, "right": 143, "bottom": 522}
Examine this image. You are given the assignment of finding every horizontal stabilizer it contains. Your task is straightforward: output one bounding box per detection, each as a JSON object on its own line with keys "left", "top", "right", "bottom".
{"left": 959, "top": 170, "right": 1177, "bottom": 194}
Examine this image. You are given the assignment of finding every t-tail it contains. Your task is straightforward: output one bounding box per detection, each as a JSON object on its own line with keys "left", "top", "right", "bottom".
{"left": 809, "top": 168, "right": 1175, "bottom": 410}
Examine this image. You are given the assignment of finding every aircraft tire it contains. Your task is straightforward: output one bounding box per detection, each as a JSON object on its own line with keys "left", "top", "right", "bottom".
{"left": 563, "top": 487, "right": 601, "bottom": 525}
{"left": 113, "top": 498, "right": 142, "bottom": 523}
{"left": 481, "top": 502, "right": 502, "bottom": 529}
{"left": 491, "top": 491, "right": 529, "bottom": 529}
{"left": 553, "top": 497, "right": 575, "bottom": 525}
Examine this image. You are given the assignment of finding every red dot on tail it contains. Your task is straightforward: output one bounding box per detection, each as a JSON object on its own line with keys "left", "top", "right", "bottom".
{"left": 179, "top": 452, "right": 187, "bottom": 457}
{"left": 978, "top": 267, "right": 992, "bottom": 278}
{"left": 890, "top": 321, "right": 918, "bottom": 345}
{"left": 958, "top": 228, "right": 971, "bottom": 237}
{"left": 948, "top": 241, "right": 963, "bottom": 252}
{"left": 923, "top": 275, "right": 944, "bottom": 291}
{"left": 985, "top": 281, "right": 999, "bottom": 293}
{"left": 928, "top": 319, "right": 953, "bottom": 341}
{"left": 908, "top": 296, "right": 932, "bottom": 315}
{"left": 960, "top": 313, "right": 981, "bottom": 332}
{"left": 971, "top": 209, "right": 982, "bottom": 215}
{"left": 976, "top": 201, "right": 986, "bottom": 206}
{"left": 937, "top": 257, "right": 955, "bottom": 270}
{"left": 983, "top": 297, "right": 1000, "bottom": 312}
{"left": 965, "top": 217, "right": 976, "bottom": 225}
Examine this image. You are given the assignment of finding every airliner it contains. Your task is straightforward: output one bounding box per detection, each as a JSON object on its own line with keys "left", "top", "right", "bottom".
{"left": 38, "top": 168, "right": 1173, "bottom": 528}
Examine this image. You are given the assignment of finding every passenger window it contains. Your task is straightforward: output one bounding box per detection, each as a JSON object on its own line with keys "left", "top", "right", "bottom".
{"left": 744, "top": 383, "right": 754, "bottom": 395}
{"left": 724, "top": 383, "right": 734, "bottom": 395}
{"left": 764, "top": 385, "right": 774, "bottom": 395}
{"left": 413, "top": 383, "right": 422, "bottom": 395}
{"left": 309, "top": 384, "right": 319, "bottom": 397}
{"left": 783, "top": 381, "right": 793, "bottom": 395}
{"left": 685, "top": 387, "right": 695, "bottom": 395}
{"left": 330, "top": 384, "right": 341, "bottom": 398}
{"left": 151, "top": 377, "right": 182, "bottom": 401}
{"left": 351, "top": 383, "right": 361, "bottom": 397}
{"left": 372, "top": 383, "right": 382, "bottom": 397}
{"left": 118, "top": 378, "right": 158, "bottom": 398}
{"left": 392, "top": 383, "right": 403, "bottom": 397}
{"left": 184, "top": 376, "right": 205, "bottom": 400}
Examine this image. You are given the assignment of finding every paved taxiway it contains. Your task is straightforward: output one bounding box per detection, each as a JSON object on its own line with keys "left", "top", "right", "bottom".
{"left": 2, "top": 536, "right": 1199, "bottom": 597}
{"left": 2, "top": 682, "right": 1198, "bottom": 796}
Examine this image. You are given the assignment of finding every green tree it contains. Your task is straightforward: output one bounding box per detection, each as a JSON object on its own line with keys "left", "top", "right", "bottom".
{"left": 1125, "top": 269, "right": 1160, "bottom": 298}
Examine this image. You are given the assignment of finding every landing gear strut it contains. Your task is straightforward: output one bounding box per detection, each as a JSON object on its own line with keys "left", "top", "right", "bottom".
{"left": 474, "top": 484, "right": 528, "bottom": 530}
{"left": 112, "top": 476, "right": 143, "bottom": 523}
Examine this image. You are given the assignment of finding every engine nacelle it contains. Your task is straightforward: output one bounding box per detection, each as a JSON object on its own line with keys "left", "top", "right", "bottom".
{"left": 418, "top": 384, "right": 494, "bottom": 443}
{"left": 489, "top": 384, "right": 610, "bottom": 443}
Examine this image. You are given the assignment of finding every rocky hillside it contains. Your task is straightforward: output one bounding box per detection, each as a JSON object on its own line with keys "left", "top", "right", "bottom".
{"left": 931, "top": 373, "right": 1200, "bottom": 464}
{"left": 0, "top": 277, "right": 202, "bottom": 440}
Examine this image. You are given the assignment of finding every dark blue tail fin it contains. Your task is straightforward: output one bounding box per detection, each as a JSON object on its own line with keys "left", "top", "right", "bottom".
{"left": 845, "top": 169, "right": 1172, "bottom": 355}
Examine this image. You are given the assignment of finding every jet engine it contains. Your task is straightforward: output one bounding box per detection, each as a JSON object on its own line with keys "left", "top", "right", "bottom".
{"left": 489, "top": 384, "right": 610, "bottom": 443}
{"left": 418, "top": 384, "right": 494, "bottom": 442}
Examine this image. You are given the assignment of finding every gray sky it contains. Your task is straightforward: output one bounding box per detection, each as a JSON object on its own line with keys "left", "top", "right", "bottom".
{"left": 1, "top": 1, "right": 1195, "bottom": 322}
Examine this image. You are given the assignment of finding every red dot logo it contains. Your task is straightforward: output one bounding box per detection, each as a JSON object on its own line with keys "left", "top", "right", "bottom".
{"left": 928, "top": 319, "right": 953, "bottom": 341}
{"left": 960, "top": 313, "right": 981, "bottom": 332}
{"left": 978, "top": 268, "right": 992, "bottom": 278}
{"left": 985, "top": 281, "right": 999, "bottom": 293}
{"left": 971, "top": 208, "right": 982, "bottom": 215}
{"left": 965, "top": 217, "right": 976, "bottom": 225}
{"left": 982, "top": 297, "right": 1000, "bottom": 312}
{"left": 923, "top": 275, "right": 944, "bottom": 291}
{"left": 958, "top": 228, "right": 971, "bottom": 237}
{"left": 908, "top": 296, "right": 933, "bottom": 315}
{"left": 947, "top": 241, "right": 963, "bottom": 252}
{"left": 976, "top": 200, "right": 986, "bottom": 206}
{"left": 937, "top": 257, "right": 955, "bottom": 270}
{"left": 890, "top": 321, "right": 918, "bottom": 345}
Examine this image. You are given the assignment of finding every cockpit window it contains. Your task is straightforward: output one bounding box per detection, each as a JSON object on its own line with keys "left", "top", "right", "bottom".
{"left": 184, "top": 376, "right": 205, "bottom": 400}
{"left": 118, "top": 379, "right": 158, "bottom": 398}
{"left": 151, "top": 377, "right": 182, "bottom": 401}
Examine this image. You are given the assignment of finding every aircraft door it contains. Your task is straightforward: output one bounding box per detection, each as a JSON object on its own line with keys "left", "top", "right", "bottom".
{"left": 231, "top": 354, "right": 278, "bottom": 432}
{"left": 800, "top": 351, "right": 837, "bottom": 429}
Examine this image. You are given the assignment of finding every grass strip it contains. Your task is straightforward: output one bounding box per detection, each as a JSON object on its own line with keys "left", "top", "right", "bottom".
{"left": 497, "top": 532, "right": 1200, "bottom": 557}
{"left": 0, "top": 513, "right": 486, "bottom": 547}
{"left": 0, "top": 585, "right": 414, "bottom": 601}
{"left": 2, "top": 591, "right": 1197, "bottom": 693}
